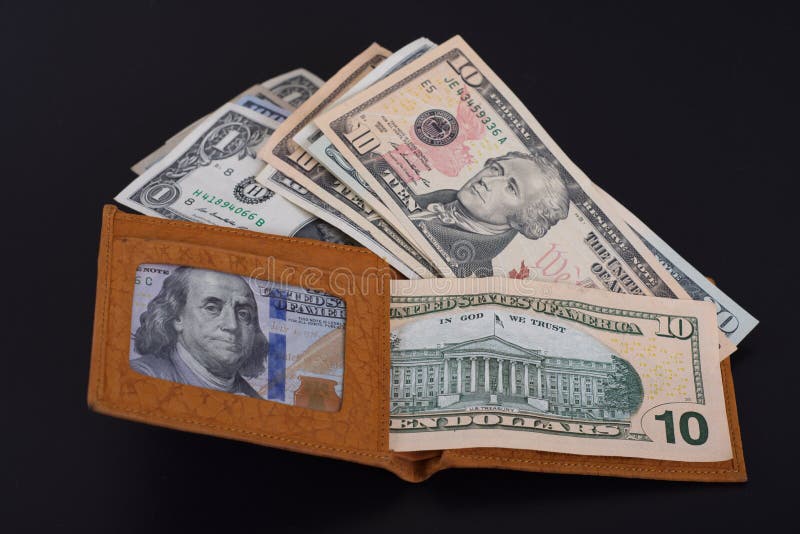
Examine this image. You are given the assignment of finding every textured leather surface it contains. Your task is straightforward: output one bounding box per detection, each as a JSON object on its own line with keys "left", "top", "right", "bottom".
{"left": 88, "top": 206, "right": 746, "bottom": 482}
{"left": 87, "top": 205, "right": 413, "bottom": 477}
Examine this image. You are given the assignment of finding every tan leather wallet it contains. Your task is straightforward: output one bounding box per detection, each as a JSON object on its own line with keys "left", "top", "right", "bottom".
{"left": 87, "top": 205, "right": 746, "bottom": 482}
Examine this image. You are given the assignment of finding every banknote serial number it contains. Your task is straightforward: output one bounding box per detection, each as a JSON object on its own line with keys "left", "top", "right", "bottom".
{"left": 186, "top": 189, "right": 266, "bottom": 227}
{"left": 433, "top": 77, "right": 506, "bottom": 144}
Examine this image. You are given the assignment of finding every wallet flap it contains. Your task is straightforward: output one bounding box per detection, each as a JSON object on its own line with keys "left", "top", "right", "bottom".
{"left": 88, "top": 205, "right": 416, "bottom": 477}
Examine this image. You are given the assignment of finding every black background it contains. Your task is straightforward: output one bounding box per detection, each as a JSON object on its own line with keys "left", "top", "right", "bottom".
{"left": 3, "top": 2, "right": 798, "bottom": 532}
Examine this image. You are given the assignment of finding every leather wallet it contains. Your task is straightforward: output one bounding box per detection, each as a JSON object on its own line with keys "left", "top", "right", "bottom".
{"left": 87, "top": 205, "right": 747, "bottom": 482}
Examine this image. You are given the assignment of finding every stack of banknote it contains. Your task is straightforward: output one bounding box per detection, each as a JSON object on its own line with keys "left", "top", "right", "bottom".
{"left": 117, "top": 36, "right": 756, "bottom": 461}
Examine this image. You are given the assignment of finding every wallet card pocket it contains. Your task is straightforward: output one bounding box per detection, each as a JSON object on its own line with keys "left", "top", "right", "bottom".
{"left": 88, "top": 206, "right": 396, "bottom": 468}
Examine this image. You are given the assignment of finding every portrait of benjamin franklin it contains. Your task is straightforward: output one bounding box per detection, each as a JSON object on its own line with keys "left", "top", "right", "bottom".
{"left": 130, "top": 267, "right": 268, "bottom": 398}
{"left": 410, "top": 151, "right": 570, "bottom": 276}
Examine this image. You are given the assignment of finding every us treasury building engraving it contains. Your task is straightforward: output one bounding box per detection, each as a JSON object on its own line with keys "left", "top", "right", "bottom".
{"left": 390, "top": 310, "right": 643, "bottom": 421}
{"left": 129, "top": 264, "right": 346, "bottom": 411}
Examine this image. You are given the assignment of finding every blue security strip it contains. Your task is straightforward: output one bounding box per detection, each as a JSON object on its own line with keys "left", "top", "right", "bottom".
{"left": 234, "top": 95, "right": 290, "bottom": 122}
{"left": 267, "top": 290, "right": 287, "bottom": 401}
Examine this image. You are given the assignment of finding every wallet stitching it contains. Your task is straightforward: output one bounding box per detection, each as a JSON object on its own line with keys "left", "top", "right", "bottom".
{"left": 114, "top": 208, "right": 376, "bottom": 256}
{"left": 125, "top": 236, "right": 353, "bottom": 281}
{"left": 722, "top": 363, "right": 743, "bottom": 472}
{"left": 378, "top": 258, "right": 389, "bottom": 453}
{"left": 444, "top": 454, "right": 737, "bottom": 474}
{"left": 96, "top": 206, "right": 115, "bottom": 399}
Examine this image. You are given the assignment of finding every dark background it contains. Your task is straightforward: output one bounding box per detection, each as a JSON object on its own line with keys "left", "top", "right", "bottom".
{"left": 3, "top": 1, "right": 797, "bottom": 531}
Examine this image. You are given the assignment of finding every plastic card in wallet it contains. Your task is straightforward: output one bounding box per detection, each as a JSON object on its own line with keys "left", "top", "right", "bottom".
{"left": 88, "top": 206, "right": 747, "bottom": 482}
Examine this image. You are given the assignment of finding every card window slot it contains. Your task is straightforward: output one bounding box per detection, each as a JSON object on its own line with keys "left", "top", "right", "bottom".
{"left": 93, "top": 228, "right": 391, "bottom": 456}
{"left": 129, "top": 262, "right": 346, "bottom": 412}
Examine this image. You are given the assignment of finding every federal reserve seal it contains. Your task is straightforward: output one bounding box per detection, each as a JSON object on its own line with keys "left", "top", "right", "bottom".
{"left": 414, "top": 109, "right": 459, "bottom": 146}
{"left": 234, "top": 176, "right": 274, "bottom": 204}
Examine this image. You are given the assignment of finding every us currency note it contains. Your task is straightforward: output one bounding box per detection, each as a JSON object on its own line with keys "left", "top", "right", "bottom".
{"left": 388, "top": 277, "right": 732, "bottom": 462}
{"left": 315, "top": 38, "right": 701, "bottom": 305}
{"left": 131, "top": 114, "right": 207, "bottom": 175}
{"left": 595, "top": 186, "right": 757, "bottom": 346}
{"left": 131, "top": 85, "right": 292, "bottom": 175}
{"left": 257, "top": 44, "right": 439, "bottom": 278}
{"left": 116, "top": 103, "right": 355, "bottom": 245}
{"left": 293, "top": 38, "right": 437, "bottom": 150}
{"left": 262, "top": 68, "right": 325, "bottom": 108}
{"left": 130, "top": 263, "right": 345, "bottom": 410}
{"left": 257, "top": 164, "right": 428, "bottom": 278}
{"left": 306, "top": 130, "right": 387, "bottom": 219}
{"left": 290, "top": 38, "right": 439, "bottom": 240}
{"left": 166, "top": 85, "right": 292, "bottom": 146}
{"left": 300, "top": 38, "right": 438, "bottom": 222}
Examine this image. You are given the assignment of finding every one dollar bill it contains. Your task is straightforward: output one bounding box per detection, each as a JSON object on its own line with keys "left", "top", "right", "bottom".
{"left": 388, "top": 277, "right": 733, "bottom": 462}
{"left": 262, "top": 68, "right": 325, "bottom": 108}
{"left": 116, "top": 103, "right": 356, "bottom": 244}
{"left": 131, "top": 85, "right": 293, "bottom": 175}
